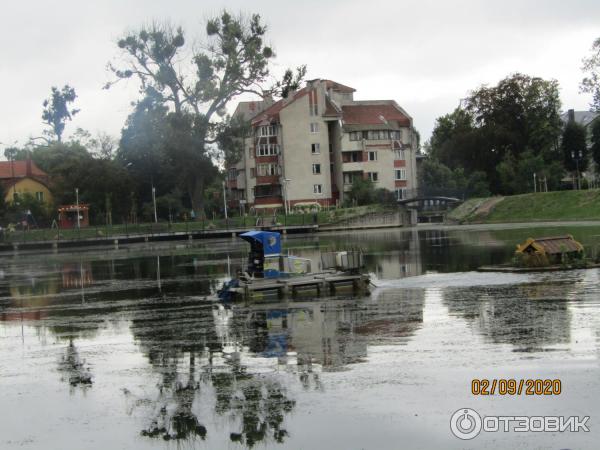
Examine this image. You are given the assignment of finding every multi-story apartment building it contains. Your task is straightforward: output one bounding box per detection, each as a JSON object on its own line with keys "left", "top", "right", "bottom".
{"left": 227, "top": 79, "right": 418, "bottom": 213}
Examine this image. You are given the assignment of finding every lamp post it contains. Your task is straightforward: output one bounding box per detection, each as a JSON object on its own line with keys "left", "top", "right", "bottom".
{"left": 152, "top": 186, "right": 157, "bottom": 223}
{"left": 222, "top": 181, "right": 228, "bottom": 220}
{"left": 75, "top": 187, "right": 80, "bottom": 229}
{"left": 283, "top": 178, "right": 291, "bottom": 215}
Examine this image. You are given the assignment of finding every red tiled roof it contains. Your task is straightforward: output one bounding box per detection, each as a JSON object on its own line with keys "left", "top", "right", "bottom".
{"left": 0, "top": 160, "right": 48, "bottom": 179}
{"left": 325, "top": 80, "right": 356, "bottom": 93}
{"left": 342, "top": 103, "right": 410, "bottom": 126}
{"left": 251, "top": 88, "right": 310, "bottom": 125}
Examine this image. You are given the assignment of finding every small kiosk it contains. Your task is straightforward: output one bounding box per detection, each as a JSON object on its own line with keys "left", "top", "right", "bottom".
{"left": 58, "top": 204, "right": 90, "bottom": 229}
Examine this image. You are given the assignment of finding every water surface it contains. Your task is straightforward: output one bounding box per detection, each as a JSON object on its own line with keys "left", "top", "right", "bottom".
{"left": 1, "top": 224, "right": 600, "bottom": 449}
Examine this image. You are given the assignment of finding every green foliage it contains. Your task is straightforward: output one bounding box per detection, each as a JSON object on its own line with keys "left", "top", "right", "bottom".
{"left": 590, "top": 119, "right": 600, "bottom": 170}
{"left": 561, "top": 121, "right": 588, "bottom": 172}
{"left": 428, "top": 73, "right": 563, "bottom": 194}
{"left": 419, "top": 158, "right": 490, "bottom": 197}
{"left": 581, "top": 37, "right": 600, "bottom": 111}
{"left": 346, "top": 177, "right": 376, "bottom": 206}
{"left": 108, "top": 12, "right": 296, "bottom": 214}
{"left": 27, "top": 142, "right": 132, "bottom": 223}
{"left": 42, "top": 85, "right": 80, "bottom": 142}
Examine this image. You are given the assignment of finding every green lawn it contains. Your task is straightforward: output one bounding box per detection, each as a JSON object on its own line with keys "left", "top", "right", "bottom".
{"left": 454, "top": 190, "right": 600, "bottom": 223}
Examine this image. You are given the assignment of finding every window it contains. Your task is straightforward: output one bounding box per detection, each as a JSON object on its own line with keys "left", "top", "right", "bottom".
{"left": 310, "top": 122, "right": 319, "bottom": 133}
{"left": 258, "top": 125, "right": 277, "bottom": 137}
{"left": 391, "top": 130, "right": 401, "bottom": 140}
{"left": 367, "top": 172, "right": 379, "bottom": 182}
{"left": 394, "top": 149, "right": 405, "bottom": 160}
{"left": 249, "top": 147, "right": 254, "bottom": 159}
{"left": 257, "top": 163, "right": 280, "bottom": 176}
{"left": 395, "top": 188, "right": 407, "bottom": 200}
{"left": 368, "top": 151, "right": 377, "bottom": 161}
{"left": 313, "top": 184, "right": 322, "bottom": 194}
{"left": 367, "top": 130, "right": 389, "bottom": 140}
{"left": 343, "top": 151, "right": 362, "bottom": 163}
{"left": 349, "top": 131, "right": 362, "bottom": 141}
{"left": 250, "top": 168, "right": 256, "bottom": 178}
{"left": 310, "top": 103, "right": 318, "bottom": 116}
{"left": 228, "top": 168, "right": 237, "bottom": 180}
{"left": 311, "top": 143, "right": 320, "bottom": 154}
{"left": 343, "top": 172, "right": 361, "bottom": 185}
{"left": 257, "top": 144, "right": 279, "bottom": 156}
{"left": 312, "top": 163, "right": 321, "bottom": 174}
{"left": 395, "top": 169, "right": 406, "bottom": 180}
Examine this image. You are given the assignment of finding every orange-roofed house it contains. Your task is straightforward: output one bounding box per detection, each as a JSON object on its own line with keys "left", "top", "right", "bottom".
{"left": 0, "top": 159, "right": 53, "bottom": 205}
{"left": 226, "top": 79, "right": 419, "bottom": 213}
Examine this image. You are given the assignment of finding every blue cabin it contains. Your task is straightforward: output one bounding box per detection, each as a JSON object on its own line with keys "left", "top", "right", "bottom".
{"left": 240, "top": 231, "right": 282, "bottom": 278}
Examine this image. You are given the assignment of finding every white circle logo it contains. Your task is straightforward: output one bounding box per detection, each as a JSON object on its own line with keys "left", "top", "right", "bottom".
{"left": 450, "top": 408, "right": 482, "bottom": 440}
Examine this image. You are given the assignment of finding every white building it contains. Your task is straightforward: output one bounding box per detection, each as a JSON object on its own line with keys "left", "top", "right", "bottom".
{"left": 227, "top": 79, "right": 419, "bottom": 212}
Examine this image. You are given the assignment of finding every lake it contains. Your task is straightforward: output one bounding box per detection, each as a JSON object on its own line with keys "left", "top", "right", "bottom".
{"left": 1, "top": 224, "right": 599, "bottom": 449}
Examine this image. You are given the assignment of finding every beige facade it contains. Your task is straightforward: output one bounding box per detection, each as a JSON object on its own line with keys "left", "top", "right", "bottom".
{"left": 227, "top": 79, "right": 418, "bottom": 212}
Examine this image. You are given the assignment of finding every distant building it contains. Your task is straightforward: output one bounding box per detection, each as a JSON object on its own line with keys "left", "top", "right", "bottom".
{"left": 0, "top": 159, "right": 53, "bottom": 205}
{"left": 227, "top": 79, "right": 419, "bottom": 212}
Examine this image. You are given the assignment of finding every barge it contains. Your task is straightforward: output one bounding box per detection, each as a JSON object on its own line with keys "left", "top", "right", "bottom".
{"left": 218, "top": 231, "right": 370, "bottom": 301}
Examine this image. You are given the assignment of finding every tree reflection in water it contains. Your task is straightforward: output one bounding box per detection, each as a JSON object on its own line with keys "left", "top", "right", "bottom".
{"left": 57, "top": 338, "right": 93, "bottom": 391}
{"left": 130, "top": 303, "right": 296, "bottom": 446}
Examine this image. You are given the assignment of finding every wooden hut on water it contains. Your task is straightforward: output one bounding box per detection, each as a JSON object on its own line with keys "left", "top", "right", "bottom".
{"left": 515, "top": 235, "right": 583, "bottom": 266}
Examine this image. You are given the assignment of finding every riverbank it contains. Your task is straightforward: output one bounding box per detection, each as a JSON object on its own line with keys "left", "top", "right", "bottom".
{"left": 449, "top": 190, "right": 600, "bottom": 223}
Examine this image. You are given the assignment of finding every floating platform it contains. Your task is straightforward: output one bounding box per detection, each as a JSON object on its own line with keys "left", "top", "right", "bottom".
{"left": 227, "top": 271, "right": 370, "bottom": 300}
{"left": 477, "top": 262, "right": 600, "bottom": 273}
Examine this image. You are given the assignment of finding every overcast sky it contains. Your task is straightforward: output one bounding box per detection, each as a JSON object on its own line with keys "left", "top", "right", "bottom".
{"left": 1, "top": 0, "right": 598, "bottom": 151}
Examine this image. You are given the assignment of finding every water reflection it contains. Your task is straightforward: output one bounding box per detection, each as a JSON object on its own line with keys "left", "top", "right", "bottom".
{"left": 442, "top": 279, "right": 583, "bottom": 350}
{"left": 1, "top": 226, "right": 600, "bottom": 448}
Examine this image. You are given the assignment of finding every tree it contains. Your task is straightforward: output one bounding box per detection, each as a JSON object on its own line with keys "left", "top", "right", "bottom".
{"left": 581, "top": 37, "right": 600, "bottom": 111}
{"left": 27, "top": 141, "right": 132, "bottom": 223}
{"left": 561, "top": 121, "right": 588, "bottom": 189}
{"left": 42, "top": 85, "right": 80, "bottom": 142}
{"left": 591, "top": 118, "right": 600, "bottom": 170}
{"left": 428, "top": 73, "right": 563, "bottom": 193}
{"left": 346, "top": 177, "right": 376, "bottom": 206}
{"left": 107, "top": 12, "right": 296, "bottom": 215}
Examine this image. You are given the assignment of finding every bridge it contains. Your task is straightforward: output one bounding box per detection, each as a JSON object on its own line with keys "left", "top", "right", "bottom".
{"left": 397, "top": 188, "right": 464, "bottom": 205}
{"left": 397, "top": 188, "right": 465, "bottom": 223}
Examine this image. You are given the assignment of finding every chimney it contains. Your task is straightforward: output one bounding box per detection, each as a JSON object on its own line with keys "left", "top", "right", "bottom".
{"left": 26, "top": 158, "right": 32, "bottom": 177}
{"left": 568, "top": 109, "right": 575, "bottom": 123}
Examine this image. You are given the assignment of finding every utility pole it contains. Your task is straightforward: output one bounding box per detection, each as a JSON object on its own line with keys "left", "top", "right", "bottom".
{"left": 533, "top": 172, "right": 537, "bottom": 193}
{"left": 152, "top": 186, "right": 157, "bottom": 223}
{"left": 222, "top": 181, "right": 228, "bottom": 220}
{"left": 75, "top": 187, "right": 80, "bottom": 229}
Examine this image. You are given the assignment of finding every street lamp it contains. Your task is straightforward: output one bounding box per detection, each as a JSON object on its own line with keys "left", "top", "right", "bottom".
{"left": 75, "top": 187, "right": 81, "bottom": 229}
{"left": 283, "top": 178, "right": 291, "bottom": 215}
{"left": 222, "top": 180, "right": 228, "bottom": 220}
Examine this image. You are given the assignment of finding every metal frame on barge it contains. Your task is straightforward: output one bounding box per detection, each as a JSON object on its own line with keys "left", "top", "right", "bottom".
{"left": 218, "top": 230, "right": 370, "bottom": 301}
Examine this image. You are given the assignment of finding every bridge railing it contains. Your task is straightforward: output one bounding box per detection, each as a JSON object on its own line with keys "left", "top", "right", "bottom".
{"left": 400, "top": 187, "right": 466, "bottom": 201}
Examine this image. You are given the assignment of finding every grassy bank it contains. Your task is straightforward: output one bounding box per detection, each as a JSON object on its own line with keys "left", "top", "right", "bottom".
{"left": 449, "top": 190, "right": 600, "bottom": 223}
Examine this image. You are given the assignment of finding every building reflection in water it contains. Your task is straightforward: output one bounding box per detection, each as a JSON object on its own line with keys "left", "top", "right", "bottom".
{"left": 441, "top": 279, "right": 583, "bottom": 351}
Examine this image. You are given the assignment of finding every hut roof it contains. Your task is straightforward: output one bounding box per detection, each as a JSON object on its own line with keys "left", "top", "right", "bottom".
{"left": 516, "top": 235, "right": 583, "bottom": 255}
